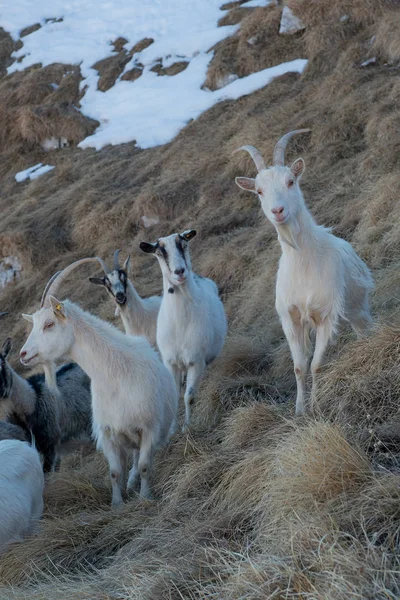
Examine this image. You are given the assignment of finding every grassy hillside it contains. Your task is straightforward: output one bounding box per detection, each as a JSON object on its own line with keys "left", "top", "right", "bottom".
{"left": 0, "top": 0, "right": 399, "bottom": 597}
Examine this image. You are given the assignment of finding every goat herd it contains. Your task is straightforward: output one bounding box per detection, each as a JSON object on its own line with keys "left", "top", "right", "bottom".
{"left": 0, "top": 130, "right": 374, "bottom": 554}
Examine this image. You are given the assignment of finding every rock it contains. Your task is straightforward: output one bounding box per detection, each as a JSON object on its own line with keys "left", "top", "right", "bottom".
{"left": 0, "top": 256, "right": 22, "bottom": 289}
{"left": 41, "top": 137, "right": 69, "bottom": 151}
{"left": 215, "top": 73, "right": 238, "bottom": 90}
{"left": 141, "top": 216, "right": 159, "bottom": 228}
{"left": 279, "top": 6, "right": 305, "bottom": 35}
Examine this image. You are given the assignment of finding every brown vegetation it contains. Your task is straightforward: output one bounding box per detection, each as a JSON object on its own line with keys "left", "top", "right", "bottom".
{"left": 0, "top": 0, "right": 399, "bottom": 598}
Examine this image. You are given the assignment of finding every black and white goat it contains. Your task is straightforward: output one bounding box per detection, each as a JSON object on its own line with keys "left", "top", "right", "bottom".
{"left": 0, "top": 337, "right": 92, "bottom": 471}
{"left": 140, "top": 230, "right": 227, "bottom": 431}
{"left": 235, "top": 130, "right": 374, "bottom": 415}
{"left": 89, "top": 250, "right": 161, "bottom": 347}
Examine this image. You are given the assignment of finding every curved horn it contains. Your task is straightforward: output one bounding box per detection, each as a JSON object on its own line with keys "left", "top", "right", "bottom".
{"left": 43, "top": 258, "right": 100, "bottom": 307}
{"left": 95, "top": 256, "right": 111, "bottom": 275}
{"left": 113, "top": 249, "right": 121, "bottom": 270}
{"left": 273, "top": 129, "right": 311, "bottom": 166}
{"left": 234, "top": 145, "right": 266, "bottom": 173}
{"left": 41, "top": 271, "right": 62, "bottom": 308}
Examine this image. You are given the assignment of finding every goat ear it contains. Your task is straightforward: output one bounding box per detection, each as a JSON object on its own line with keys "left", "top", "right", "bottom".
{"left": 235, "top": 177, "right": 257, "bottom": 193}
{"left": 1, "top": 338, "right": 12, "bottom": 359}
{"left": 89, "top": 277, "right": 105, "bottom": 287}
{"left": 180, "top": 230, "right": 196, "bottom": 242}
{"left": 49, "top": 296, "right": 66, "bottom": 319}
{"left": 291, "top": 158, "right": 305, "bottom": 180}
{"left": 22, "top": 313, "right": 33, "bottom": 323}
{"left": 123, "top": 255, "right": 131, "bottom": 273}
{"left": 139, "top": 241, "right": 157, "bottom": 254}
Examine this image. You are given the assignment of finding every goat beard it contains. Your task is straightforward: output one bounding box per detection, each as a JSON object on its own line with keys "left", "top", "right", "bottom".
{"left": 179, "top": 282, "right": 194, "bottom": 303}
{"left": 276, "top": 219, "right": 300, "bottom": 250}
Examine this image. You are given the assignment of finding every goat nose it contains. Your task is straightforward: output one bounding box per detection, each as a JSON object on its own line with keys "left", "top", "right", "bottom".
{"left": 20, "top": 350, "right": 27, "bottom": 359}
{"left": 272, "top": 206, "right": 284, "bottom": 215}
{"left": 174, "top": 267, "right": 185, "bottom": 276}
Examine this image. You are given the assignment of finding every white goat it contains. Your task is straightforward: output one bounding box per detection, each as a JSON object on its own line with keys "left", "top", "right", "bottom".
{"left": 89, "top": 250, "right": 161, "bottom": 347}
{"left": 235, "top": 130, "right": 374, "bottom": 415}
{"left": 140, "top": 230, "right": 227, "bottom": 430}
{"left": 0, "top": 439, "right": 44, "bottom": 554}
{"left": 20, "top": 259, "right": 178, "bottom": 505}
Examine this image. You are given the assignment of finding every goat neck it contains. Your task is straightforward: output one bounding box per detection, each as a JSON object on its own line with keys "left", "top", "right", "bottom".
{"left": 118, "top": 278, "right": 148, "bottom": 330}
{"left": 162, "top": 269, "right": 197, "bottom": 304}
{"left": 276, "top": 201, "right": 321, "bottom": 255}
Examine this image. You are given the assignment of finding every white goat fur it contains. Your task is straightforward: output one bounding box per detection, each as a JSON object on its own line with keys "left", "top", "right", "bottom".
{"left": 20, "top": 299, "right": 178, "bottom": 505}
{"left": 0, "top": 439, "right": 44, "bottom": 553}
{"left": 140, "top": 231, "right": 227, "bottom": 430}
{"left": 235, "top": 132, "right": 373, "bottom": 415}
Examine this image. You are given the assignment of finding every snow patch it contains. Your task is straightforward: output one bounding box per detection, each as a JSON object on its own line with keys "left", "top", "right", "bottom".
{"left": 243, "top": 0, "right": 274, "bottom": 7}
{"left": 79, "top": 58, "right": 307, "bottom": 150}
{"left": 279, "top": 6, "right": 306, "bottom": 35}
{"left": 0, "top": 256, "right": 22, "bottom": 290}
{"left": 360, "top": 57, "right": 376, "bottom": 67}
{"left": 15, "top": 163, "right": 55, "bottom": 182}
{"left": 1, "top": 1, "right": 306, "bottom": 150}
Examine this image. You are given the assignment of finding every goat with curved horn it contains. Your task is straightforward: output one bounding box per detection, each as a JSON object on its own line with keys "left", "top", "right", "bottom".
{"left": 234, "top": 128, "right": 374, "bottom": 417}
{"left": 273, "top": 129, "right": 311, "bottom": 166}
{"left": 234, "top": 145, "right": 266, "bottom": 173}
{"left": 89, "top": 251, "right": 161, "bottom": 347}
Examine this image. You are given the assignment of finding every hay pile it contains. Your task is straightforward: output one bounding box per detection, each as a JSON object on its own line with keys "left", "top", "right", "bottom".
{"left": 0, "top": 0, "right": 399, "bottom": 597}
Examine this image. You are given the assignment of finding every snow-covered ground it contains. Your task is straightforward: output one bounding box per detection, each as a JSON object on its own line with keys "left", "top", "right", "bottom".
{"left": 15, "top": 163, "right": 55, "bottom": 182}
{"left": 0, "top": 0, "right": 306, "bottom": 150}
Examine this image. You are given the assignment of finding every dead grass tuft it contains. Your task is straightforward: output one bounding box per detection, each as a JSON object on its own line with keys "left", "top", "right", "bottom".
{"left": 314, "top": 326, "right": 400, "bottom": 428}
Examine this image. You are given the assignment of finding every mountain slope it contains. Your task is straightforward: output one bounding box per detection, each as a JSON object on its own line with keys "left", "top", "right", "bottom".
{"left": 0, "top": 1, "right": 399, "bottom": 598}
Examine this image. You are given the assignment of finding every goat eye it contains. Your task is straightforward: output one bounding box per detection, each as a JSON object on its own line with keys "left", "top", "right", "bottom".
{"left": 44, "top": 322, "right": 55, "bottom": 331}
{"left": 287, "top": 180, "right": 294, "bottom": 188}
{"left": 257, "top": 189, "right": 262, "bottom": 195}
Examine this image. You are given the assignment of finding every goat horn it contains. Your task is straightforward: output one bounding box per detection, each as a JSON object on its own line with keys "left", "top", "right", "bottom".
{"left": 42, "top": 258, "right": 100, "bottom": 307}
{"left": 273, "top": 129, "right": 311, "bottom": 166}
{"left": 234, "top": 145, "right": 266, "bottom": 173}
{"left": 113, "top": 249, "right": 121, "bottom": 270}
{"left": 40, "top": 271, "right": 62, "bottom": 308}
{"left": 95, "top": 256, "right": 111, "bottom": 275}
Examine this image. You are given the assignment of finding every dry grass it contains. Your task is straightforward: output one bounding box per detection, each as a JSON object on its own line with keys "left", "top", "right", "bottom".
{"left": 314, "top": 326, "right": 400, "bottom": 428}
{"left": 0, "top": 0, "right": 400, "bottom": 597}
